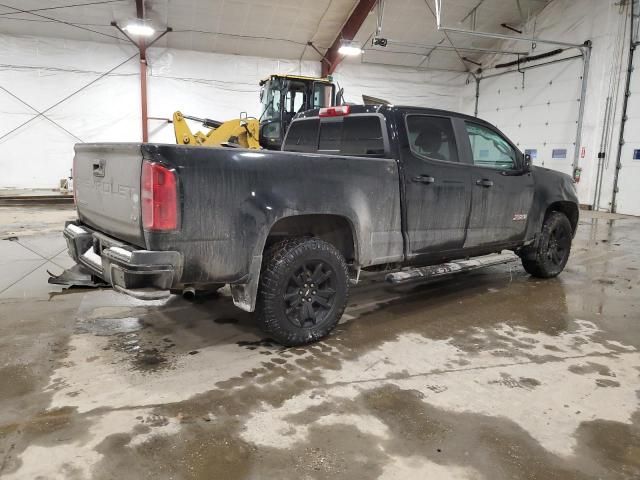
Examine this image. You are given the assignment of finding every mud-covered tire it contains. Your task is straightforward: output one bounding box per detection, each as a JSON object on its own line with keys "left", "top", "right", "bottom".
{"left": 255, "top": 238, "right": 349, "bottom": 346}
{"left": 521, "top": 211, "right": 573, "bottom": 278}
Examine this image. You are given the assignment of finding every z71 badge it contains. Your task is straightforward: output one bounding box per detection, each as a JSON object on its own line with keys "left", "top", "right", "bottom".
{"left": 513, "top": 213, "right": 528, "bottom": 221}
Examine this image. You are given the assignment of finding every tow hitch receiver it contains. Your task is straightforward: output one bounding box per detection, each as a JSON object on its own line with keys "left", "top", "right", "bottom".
{"left": 48, "top": 264, "right": 108, "bottom": 288}
{"left": 385, "top": 252, "right": 518, "bottom": 284}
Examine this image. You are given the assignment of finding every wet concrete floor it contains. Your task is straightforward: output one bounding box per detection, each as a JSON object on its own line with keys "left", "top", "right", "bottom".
{"left": 0, "top": 209, "right": 638, "bottom": 479}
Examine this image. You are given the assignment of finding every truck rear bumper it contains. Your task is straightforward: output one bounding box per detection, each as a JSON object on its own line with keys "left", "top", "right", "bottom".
{"left": 61, "top": 221, "right": 182, "bottom": 299}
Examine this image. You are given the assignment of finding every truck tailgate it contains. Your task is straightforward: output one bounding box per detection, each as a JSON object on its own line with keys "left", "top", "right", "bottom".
{"left": 74, "top": 143, "right": 145, "bottom": 247}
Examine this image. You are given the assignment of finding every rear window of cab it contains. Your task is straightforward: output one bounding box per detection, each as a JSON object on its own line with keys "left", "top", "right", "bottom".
{"left": 283, "top": 115, "right": 386, "bottom": 157}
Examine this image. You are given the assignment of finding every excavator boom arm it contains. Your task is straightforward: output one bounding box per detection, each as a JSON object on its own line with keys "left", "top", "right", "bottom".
{"left": 173, "top": 111, "right": 260, "bottom": 149}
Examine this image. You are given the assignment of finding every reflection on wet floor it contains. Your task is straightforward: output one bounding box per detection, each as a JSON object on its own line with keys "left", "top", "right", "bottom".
{"left": 0, "top": 211, "right": 639, "bottom": 479}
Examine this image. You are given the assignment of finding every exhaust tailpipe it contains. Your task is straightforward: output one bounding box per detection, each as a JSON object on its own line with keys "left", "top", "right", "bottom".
{"left": 182, "top": 287, "right": 196, "bottom": 300}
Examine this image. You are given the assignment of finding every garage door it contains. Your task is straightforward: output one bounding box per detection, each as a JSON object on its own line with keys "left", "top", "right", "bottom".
{"left": 477, "top": 57, "right": 584, "bottom": 176}
{"left": 614, "top": 46, "right": 640, "bottom": 216}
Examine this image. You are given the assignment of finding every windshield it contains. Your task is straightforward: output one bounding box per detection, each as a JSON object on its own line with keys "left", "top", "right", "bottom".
{"left": 260, "top": 78, "right": 283, "bottom": 122}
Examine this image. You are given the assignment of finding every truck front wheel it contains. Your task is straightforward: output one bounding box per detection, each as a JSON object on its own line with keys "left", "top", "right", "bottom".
{"left": 256, "top": 238, "right": 349, "bottom": 346}
{"left": 521, "top": 211, "right": 573, "bottom": 278}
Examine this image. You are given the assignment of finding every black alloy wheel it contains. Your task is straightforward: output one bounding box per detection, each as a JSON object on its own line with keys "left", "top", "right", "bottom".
{"left": 283, "top": 261, "right": 337, "bottom": 328}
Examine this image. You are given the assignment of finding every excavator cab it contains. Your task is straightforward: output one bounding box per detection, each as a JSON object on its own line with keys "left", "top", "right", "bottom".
{"left": 259, "top": 75, "right": 336, "bottom": 149}
{"left": 172, "top": 74, "right": 337, "bottom": 150}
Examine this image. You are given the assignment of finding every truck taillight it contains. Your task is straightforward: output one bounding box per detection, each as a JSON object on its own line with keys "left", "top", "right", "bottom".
{"left": 319, "top": 105, "right": 350, "bottom": 117}
{"left": 141, "top": 161, "right": 178, "bottom": 231}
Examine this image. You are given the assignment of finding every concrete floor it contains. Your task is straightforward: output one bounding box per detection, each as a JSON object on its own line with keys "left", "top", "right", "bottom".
{"left": 0, "top": 206, "right": 639, "bottom": 480}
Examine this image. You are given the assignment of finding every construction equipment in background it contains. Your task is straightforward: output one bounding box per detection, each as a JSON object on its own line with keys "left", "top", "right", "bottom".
{"left": 173, "top": 111, "right": 260, "bottom": 149}
{"left": 172, "top": 74, "right": 339, "bottom": 150}
{"left": 362, "top": 94, "right": 390, "bottom": 105}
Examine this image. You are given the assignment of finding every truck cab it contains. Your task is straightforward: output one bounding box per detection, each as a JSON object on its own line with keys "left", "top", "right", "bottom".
{"left": 283, "top": 104, "right": 576, "bottom": 264}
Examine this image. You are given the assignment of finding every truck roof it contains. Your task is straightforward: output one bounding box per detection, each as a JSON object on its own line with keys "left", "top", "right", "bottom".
{"left": 295, "top": 104, "right": 493, "bottom": 128}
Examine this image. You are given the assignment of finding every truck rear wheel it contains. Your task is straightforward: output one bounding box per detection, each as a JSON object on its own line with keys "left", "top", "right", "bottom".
{"left": 256, "top": 238, "right": 349, "bottom": 346}
{"left": 521, "top": 211, "right": 573, "bottom": 278}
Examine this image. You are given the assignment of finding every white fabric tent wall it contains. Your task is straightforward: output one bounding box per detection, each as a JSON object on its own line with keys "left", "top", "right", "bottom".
{"left": 0, "top": 34, "right": 320, "bottom": 189}
{"left": 333, "top": 61, "right": 474, "bottom": 113}
{"left": 473, "top": 0, "right": 632, "bottom": 209}
{"left": 0, "top": 30, "right": 474, "bottom": 189}
{"left": 0, "top": 34, "right": 140, "bottom": 189}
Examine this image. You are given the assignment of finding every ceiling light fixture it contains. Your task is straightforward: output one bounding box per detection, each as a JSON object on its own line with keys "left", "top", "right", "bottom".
{"left": 124, "top": 21, "right": 155, "bottom": 37}
{"left": 338, "top": 44, "right": 363, "bottom": 56}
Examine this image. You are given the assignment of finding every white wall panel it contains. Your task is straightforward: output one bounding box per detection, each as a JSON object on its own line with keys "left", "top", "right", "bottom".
{"left": 614, "top": 47, "right": 640, "bottom": 216}
{"left": 475, "top": 0, "right": 633, "bottom": 209}
{"left": 478, "top": 57, "right": 583, "bottom": 176}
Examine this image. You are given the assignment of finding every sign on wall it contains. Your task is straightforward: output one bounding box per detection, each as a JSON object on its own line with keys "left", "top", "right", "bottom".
{"left": 552, "top": 149, "right": 567, "bottom": 159}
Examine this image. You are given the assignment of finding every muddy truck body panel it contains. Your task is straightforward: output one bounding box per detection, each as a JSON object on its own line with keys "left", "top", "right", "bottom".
{"left": 60, "top": 104, "right": 579, "bottom": 318}
{"left": 141, "top": 143, "right": 404, "bottom": 292}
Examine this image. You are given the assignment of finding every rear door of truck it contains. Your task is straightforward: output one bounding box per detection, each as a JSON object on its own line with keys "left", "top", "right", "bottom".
{"left": 73, "top": 143, "right": 146, "bottom": 247}
{"left": 398, "top": 109, "right": 472, "bottom": 258}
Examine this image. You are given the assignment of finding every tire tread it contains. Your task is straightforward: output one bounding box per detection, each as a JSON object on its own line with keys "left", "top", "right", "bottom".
{"left": 256, "top": 237, "right": 349, "bottom": 346}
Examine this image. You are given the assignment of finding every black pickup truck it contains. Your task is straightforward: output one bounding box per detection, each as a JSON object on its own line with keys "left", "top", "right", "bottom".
{"left": 60, "top": 104, "right": 578, "bottom": 346}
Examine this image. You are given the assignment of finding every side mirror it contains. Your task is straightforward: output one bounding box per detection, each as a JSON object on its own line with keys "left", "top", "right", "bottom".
{"left": 523, "top": 153, "right": 532, "bottom": 172}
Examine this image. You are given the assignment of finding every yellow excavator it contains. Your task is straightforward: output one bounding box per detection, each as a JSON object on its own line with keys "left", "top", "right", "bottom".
{"left": 172, "top": 74, "right": 339, "bottom": 150}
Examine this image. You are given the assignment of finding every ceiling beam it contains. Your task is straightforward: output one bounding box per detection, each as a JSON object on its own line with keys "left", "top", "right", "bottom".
{"left": 321, "top": 0, "right": 377, "bottom": 76}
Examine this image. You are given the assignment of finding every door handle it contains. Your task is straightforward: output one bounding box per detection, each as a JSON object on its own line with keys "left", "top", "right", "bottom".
{"left": 476, "top": 178, "right": 494, "bottom": 188}
{"left": 412, "top": 175, "right": 435, "bottom": 184}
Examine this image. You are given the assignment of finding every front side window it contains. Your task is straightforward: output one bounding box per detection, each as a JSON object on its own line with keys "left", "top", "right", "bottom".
{"left": 285, "top": 84, "right": 307, "bottom": 117}
{"left": 465, "top": 122, "right": 517, "bottom": 170}
{"left": 406, "top": 115, "right": 458, "bottom": 162}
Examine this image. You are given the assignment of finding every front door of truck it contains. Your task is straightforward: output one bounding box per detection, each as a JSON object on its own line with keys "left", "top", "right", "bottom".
{"left": 457, "top": 119, "right": 535, "bottom": 248}
{"left": 401, "top": 113, "right": 472, "bottom": 258}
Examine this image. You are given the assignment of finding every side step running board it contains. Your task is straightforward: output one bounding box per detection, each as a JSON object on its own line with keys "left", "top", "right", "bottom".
{"left": 385, "top": 252, "right": 519, "bottom": 285}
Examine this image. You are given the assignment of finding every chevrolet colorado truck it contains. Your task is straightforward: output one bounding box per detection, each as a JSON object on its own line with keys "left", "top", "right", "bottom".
{"left": 59, "top": 104, "right": 579, "bottom": 346}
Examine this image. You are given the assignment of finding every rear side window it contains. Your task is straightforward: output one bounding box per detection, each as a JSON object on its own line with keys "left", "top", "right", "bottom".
{"left": 284, "top": 115, "right": 386, "bottom": 156}
{"left": 406, "top": 115, "right": 458, "bottom": 162}
{"left": 284, "top": 118, "right": 319, "bottom": 153}
{"left": 340, "top": 116, "right": 385, "bottom": 156}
